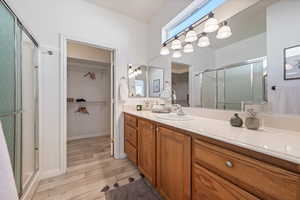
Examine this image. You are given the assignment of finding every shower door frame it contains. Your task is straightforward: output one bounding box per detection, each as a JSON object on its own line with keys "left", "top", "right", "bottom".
{"left": 0, "top": 0, "right": 41, "bottom": 198}
{"left": 199, "top": 57, "right": 267, "bottom": 110}
{"left": 60, "top": 35, "right": 117, "bottom": 174}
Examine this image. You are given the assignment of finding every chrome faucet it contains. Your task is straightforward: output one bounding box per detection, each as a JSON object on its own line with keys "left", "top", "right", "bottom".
{"left": 173, "top": 104, "right": 185, "bottom": 116}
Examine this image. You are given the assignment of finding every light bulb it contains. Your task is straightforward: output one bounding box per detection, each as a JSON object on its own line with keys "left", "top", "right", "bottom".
{"left": 204, "top": 12, "right": 219, "bottom": 33}
{"left": 198, "top": 34, "right": 210, "bottom": 47}
{"left": 171, "top": 37, "right": 182, "bottom": 50}
{"left": 216, "top": 21, "right": 232, "bottom": 39}
{"left": 172, "top": 50, "right": 182, "bottom": 58}
{"left": 128, "top": 65, "right": 133, "bottom": 74}
{"left": 183, "top": 43, "right": 194, "bottom": 53}
{"left": 160, "top": 43, "right": 170, "bottom": 55}
{"left": 137, "top": 67, "right": 142, "bottom": 75}
{"left": 133, "top": 69, "right": 138, "bottom": 77}
{"left": 185, "top": 29, "right": 197, "bottom": 43}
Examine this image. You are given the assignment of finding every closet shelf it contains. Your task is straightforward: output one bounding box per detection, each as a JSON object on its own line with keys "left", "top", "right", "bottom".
{"left": 67, "top": 101, "right": 107, "bottom": 105}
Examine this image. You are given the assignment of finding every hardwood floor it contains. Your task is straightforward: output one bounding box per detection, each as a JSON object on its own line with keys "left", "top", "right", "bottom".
{"left": 33, "top": 136, "right": 139, "bottom": 200}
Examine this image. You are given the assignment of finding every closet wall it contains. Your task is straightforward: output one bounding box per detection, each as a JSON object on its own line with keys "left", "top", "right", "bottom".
{"left": 67, "top": 57, "right": 111, "bottom": 140}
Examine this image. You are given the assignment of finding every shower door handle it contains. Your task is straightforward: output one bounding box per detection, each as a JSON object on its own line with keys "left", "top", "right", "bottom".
{"left": 0, "top": 110, "right": 23, "bottom": 118}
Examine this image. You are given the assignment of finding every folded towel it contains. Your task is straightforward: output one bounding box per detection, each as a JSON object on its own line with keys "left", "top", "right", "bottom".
{"left": 0, "top": 121, "right": 19, "bottom": 200}
{"left": 119, "top": 78, "right": 128, "bottom": 102}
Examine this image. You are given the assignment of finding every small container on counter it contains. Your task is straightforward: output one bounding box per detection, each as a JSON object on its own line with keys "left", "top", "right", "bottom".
{"left": 136, "top": 105, "right": 143, "bottom": 111}
{"left": 230, "top": 113, "right": 243, "bottom": 127}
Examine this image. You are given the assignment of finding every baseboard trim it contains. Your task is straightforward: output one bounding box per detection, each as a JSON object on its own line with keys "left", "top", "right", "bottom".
{"left": 119, "top": 152, "right": 127, "bottom": 159}
{"left": 20, "top": 171, "right": 40, "bottom": 200}
{"left": 39, "top": 168, "right": 63, "bottom": 180}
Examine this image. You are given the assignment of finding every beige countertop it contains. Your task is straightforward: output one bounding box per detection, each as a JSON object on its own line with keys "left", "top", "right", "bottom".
{"left": 124, "top": 108, "right": 300, "bottom": 165}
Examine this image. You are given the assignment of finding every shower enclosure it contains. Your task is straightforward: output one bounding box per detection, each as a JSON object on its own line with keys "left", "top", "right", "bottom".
{"left": 0, "top": 1, "right": 39, "bottom": 197}
{"left": 200, "top": 58, "right": 267, "bottom": 111}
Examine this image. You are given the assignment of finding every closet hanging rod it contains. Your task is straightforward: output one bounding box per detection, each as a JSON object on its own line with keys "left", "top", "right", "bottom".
{"left": 0, "top": 110, "right": 23, "bottom": 118}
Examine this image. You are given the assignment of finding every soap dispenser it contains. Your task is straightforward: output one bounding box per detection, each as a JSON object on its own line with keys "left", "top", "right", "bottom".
{"left": 245, "top": 109, "right": 260, "bottom": 130}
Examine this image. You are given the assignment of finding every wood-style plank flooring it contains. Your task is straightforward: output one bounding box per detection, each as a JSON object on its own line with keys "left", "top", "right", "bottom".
{"left": 33, "top": 136, "right": 139, "bottom": 200}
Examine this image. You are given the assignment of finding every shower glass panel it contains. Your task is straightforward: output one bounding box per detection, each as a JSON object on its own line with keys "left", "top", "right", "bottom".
{"left": 0, "top": 0, "right": 16, "bottom": 164}
{"left": 0, "top": 1, "right": 39, "bottom": 196}
{"left": 217, "top": 70, "right": 225, "bottom": 109}
{"left": 224, "top": 64, "right": 252, "bottom": 110}
{"left": 201, "top": 71, "right": 217, "bottom": 109}
{"left": 22, "top": 31, "right": 39, "bottom": 190}
{"left": 200, "top": 58, "right": 266, "bottom": 111}
{"left": 252, "top": 61, "right": 266, "bottom": 102}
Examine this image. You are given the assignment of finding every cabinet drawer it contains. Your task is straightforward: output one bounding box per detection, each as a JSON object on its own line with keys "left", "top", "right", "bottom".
{"left": 193, "top": 139, "right": 300, "bottom": 200}
{"left": 125, "top": 114, "right": 137, "bottom": 128}
{"left": 125, "top": 125, "right": 137, "bottom": 147}
{"left": 125, "top": 140, "right": 137, "bottom": 164}
{"left": 192, "top": 163, "right": 260, "bottom": 200}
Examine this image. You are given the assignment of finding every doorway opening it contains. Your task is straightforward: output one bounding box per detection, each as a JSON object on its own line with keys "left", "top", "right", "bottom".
{"left": 66, "top": 41, "right": 114, "bottom": 169}
{"left": 171, "top": 62, "right": 190, "bottom": 107}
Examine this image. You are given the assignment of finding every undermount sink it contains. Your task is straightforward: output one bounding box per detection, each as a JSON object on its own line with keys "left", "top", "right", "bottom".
{"left": 155, "top": 113, "right": 194, "bottom": 121}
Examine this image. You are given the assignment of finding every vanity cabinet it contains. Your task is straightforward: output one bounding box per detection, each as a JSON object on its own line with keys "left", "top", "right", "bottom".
{"left": 124, "top": 112, "right": 300, "bottom": 200}
{"left": 138, "top": 119, "right": 156, "bottom": 185}
{"left": 124, "top": 114, "right": 138, "bottom": 164}
{"left": 192, "top": 139, "right": 300, "bottom": 200}
{"left": 156, "top": 126, "right": 191, "bottom": 200}
{"left": 192, "top": 162, "right": 260, "bottom": 200}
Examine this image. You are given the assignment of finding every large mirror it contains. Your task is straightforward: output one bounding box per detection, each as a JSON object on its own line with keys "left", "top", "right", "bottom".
{"left": 147, "top": 0, "right": 300, "bottom": 115}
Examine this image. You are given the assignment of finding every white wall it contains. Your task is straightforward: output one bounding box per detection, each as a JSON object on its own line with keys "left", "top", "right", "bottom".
{"left": 215, "top": 33, "right": 266, "bottom": 66}
{"left": 267, "top": 0, "right": 300, "bottom": 114}
{"left": 6, "top": 0, "right": 148, "bottom": 178}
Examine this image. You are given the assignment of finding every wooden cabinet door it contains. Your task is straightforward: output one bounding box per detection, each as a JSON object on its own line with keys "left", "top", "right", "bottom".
{"left": 138, "top": 119, "right": 156, "bottom": 185}
{"left": 192, "top": 163, "right": 260, "bottom": 200}
{"left": 157, "top": 126, "right": 191, "bottom": 200}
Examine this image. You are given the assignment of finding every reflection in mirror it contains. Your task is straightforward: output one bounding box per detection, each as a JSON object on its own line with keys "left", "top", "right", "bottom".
{"left": 284, "top": 45, "right": 300, "bottom": 80}
{"left": 148, "top": 67, "right": 164, "bottom": 98}
{"left": 158, "top": 0, "right": 282, "bottom": 113}
{"left": 172, "top": 62, "right": 189, "bottom": 106}
{"left": 128, "top": 65, "right": 147, "bottom": 97}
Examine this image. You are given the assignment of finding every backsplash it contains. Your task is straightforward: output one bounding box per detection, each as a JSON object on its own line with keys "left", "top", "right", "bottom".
{"left": 123, "top": 105, "right": 300, "bottom": 133}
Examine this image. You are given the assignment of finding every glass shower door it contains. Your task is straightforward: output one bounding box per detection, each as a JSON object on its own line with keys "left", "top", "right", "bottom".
{"left": 0, "top": 2, "right": 22, "bottom": 194}
{"left": 201, "top": 71, "right": 217, "bottom": 109}
{"left": 224, "top": 64, "right": 252, "bottom": 110}
{"left": 21, "top": 31, "right": 39, "bottom": 190}
{"left": 0, "top": 1, "right": 39, "bottom": 196}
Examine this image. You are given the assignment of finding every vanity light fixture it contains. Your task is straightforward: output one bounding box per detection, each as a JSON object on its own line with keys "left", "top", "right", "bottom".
{"left": 204, "top": 12, "right": 219, "bottom": 33}
{"left": 185, "top": 27, "right": 198, "bottom": 43}
{"left": 171, "top": 36, "right": 182, "bottom": 50}
{"left": 173, "top": 50, "right": 182, "bottom": 58}
{"left": 198, "top": 33, "right": 210, "bottom": 47}
{"left": 183, "top": 43, "right": 194, "bottom": 53}
{"left": 160, "top": 43, "right": 170, "bottom": 55}
{"left": 216, "top": 21, "right": 232, "bottom": 39}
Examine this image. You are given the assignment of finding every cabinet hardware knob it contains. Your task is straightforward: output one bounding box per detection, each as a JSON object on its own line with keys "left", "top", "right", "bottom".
{"left": 225, "top": 161, "right": 233, "bottom": 168}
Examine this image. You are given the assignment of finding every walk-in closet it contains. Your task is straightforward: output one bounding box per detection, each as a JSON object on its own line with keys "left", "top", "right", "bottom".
{"left": 66, "top": 41, "right": 113, "bottom": 168}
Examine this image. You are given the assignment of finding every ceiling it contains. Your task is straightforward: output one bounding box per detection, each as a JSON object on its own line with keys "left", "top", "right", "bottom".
{"left": 85, "top": 0, "right": 192, "bottom": 23}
